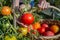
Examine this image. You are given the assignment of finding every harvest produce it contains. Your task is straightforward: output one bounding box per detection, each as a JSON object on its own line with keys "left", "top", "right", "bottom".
{"left": 37, "top": 20, "right": 60, "bottom": 36}
{"left": 37, "top": 27, "right": 45, "bottom": 34}
{"left": 41, "top": 23, "right": 49, "bottom": 28}
{"left": 32, "top": 22, "right": 41, "bottom": 30}
{"left": 18, "top": 27, "right": 28, "bottom": 36}
{"left": 1, "top": 6, "right": 11, "bottom": 16}
{"left": 0, "top": 0, "right": 60, "bottom": 40}
{"left": 5, "top": 35, "right": 17, "bottom": 40}
{"left": 50, "top": 25, "right": 59, "bottom": 33}
{"left": 43, "top": 31, "right": 54, "bottom": 36}
{"left": 20, "top": 12, "right": 34, "bottom": 25}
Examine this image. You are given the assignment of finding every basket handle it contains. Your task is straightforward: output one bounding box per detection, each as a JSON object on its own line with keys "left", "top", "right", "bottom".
{"left": 48, "top": 5, "right": 60, "bottom": 12}
{"left": 30, "top": 5, "right": 60, "bottom": 13}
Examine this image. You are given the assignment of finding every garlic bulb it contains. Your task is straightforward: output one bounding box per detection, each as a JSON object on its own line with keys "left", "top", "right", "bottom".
{"left": 19, "top": 4, "right": 31, "bottom": 12}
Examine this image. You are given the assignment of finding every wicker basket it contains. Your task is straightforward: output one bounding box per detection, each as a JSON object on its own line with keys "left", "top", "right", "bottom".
{"left": 38, "top": 19, "right": 60, "bottom": 39}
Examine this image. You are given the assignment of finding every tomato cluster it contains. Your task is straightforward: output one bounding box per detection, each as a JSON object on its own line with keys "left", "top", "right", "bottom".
{"left": 0, "top": 0, "right": 60, "bottom": 40}
{"left": 37, "top": 20, "right": 60, "bottom": 36}
{"left": 18, "top": 12, "right": 60, "bottom": 36}
{"left": 0, "top": 5, "right": 60, "bottom": 40}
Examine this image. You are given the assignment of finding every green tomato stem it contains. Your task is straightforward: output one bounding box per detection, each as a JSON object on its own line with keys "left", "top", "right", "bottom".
{"left": 10, "top": 25, "right": 18, "bottom": 35}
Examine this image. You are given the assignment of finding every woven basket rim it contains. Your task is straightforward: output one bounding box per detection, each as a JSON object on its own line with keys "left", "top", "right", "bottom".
{"left": 39, "top": 34, "right": 60, "bottom": 39}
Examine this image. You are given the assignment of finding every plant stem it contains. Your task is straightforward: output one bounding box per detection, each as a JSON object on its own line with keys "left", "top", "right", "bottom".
{"left": 11, "top": 25, "right": 18, "bottom": 34}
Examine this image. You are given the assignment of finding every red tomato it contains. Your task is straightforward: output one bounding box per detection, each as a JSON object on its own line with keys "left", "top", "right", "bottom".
{"left": 43, "top": 31, "right": 54, "bottom": 36}
{"left": 20, "top": 12, "right": 34, "bottom": 25}
{"left": 37, "top": 27, "right": 45, "bottom": 34}
{"left": 41, "top": 23, "right": 49, "bottom": 31}
{"left": 41, "top": 23, "right": 48, "bottom": 28}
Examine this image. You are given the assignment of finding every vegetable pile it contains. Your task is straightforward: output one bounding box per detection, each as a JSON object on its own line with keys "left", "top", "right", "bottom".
{"left": 0, "top": 0, "right": 60, "bottom": 40}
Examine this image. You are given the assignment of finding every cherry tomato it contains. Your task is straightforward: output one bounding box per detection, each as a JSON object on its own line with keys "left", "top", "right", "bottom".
{"left": 41, "top": 23, "right": 49, "bottom": 31}
{"left": 20, "top": 12, "right": 34, "bottom": 25}
{"left": 5, "top": 35, "right": 17, "bottom": 40}
{"left": 43, "top": 31, "right": 54, "bottom": 36}
{"left": 18, "top": 27, "right": 28, "bottom": 36}
{"left": 1, "top": 6, "right": 11, "bottom": 16}
{"left": 11, "top": 36, "right": 17, "bottom": 40}
{"left": 41, "top": 23, "right": 48, "bottom": 28}
{"left": 50, "top": 25, "right": 59, "bottom": 33}
{"left": 5, "top": 35, "right": 10, "bottom": 40}
{"left": 32, "top": 22, "right": 41, "bottom": 30}
{"left": 37, "top": 27, "right": 45, "bottom": 34}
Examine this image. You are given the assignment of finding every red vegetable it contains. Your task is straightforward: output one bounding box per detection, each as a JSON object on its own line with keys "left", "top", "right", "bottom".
{"left": 20, "top": 12, "right": 34, "bottom": 25}
{"left": 37, "top": 27, "right": 45, "bottom": 34}
{"left": 41, "top": 23, "right": 49, "bottom": 31}
{"left": 41, "top": 23, "right": 48, "bottom": 28}
{"left": 43, "top": 31, "right": 54, "bottom": 36}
